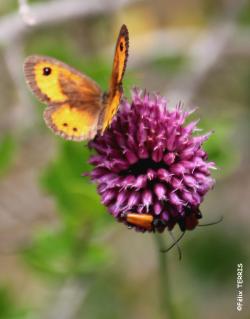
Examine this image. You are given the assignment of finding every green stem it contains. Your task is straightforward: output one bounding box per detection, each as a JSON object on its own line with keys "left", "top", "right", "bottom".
{"left": 154, "top": 233, "right": 177, "bottom": 319}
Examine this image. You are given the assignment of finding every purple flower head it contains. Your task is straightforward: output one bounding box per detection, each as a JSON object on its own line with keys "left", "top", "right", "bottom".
{"left": 88, "top": 89, "right": 215, "bottom": 232}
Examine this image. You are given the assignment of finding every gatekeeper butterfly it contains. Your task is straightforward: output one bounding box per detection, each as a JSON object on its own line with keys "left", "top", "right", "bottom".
{"left": 24, "top": 24, "right": 129, "bottom": 141}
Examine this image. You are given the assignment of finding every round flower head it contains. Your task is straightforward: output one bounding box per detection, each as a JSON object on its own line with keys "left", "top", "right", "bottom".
{"left": 88, "top": 89, "right": 215, "bottom": 232}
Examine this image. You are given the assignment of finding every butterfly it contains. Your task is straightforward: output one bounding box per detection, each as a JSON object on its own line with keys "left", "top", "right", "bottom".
{"left": 24, "top": 24, "right": 129, "bottom": 141}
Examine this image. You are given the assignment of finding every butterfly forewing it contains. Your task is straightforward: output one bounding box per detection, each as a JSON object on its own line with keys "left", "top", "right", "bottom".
{"left": 24, "top": 55, "right": 103, "bottom": 141}
{"left": 100, "top": 24, "right": 129, "bottom": 133}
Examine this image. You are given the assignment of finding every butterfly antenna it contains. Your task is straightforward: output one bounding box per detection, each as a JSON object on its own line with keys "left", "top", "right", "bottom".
{"left": 168, "top": 231, "right": 182, "bottom": 260}
{"left": 198, "top": 216, "right": 224, "bottom": 227}
{"left": 160, "top": 231, "right": 185, "bottom": 254}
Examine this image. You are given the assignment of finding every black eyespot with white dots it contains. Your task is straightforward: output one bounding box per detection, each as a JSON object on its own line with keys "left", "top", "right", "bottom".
{"left": 73, "top": 127, "right": 78, "bottom": 132}
{"left": 43, "top": 67, "right": 52, "bottom": 76}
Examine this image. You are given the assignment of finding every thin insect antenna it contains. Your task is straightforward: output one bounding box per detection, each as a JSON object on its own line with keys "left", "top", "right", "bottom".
{"left": 198, "top": 216, "right": 224, "bottom": 227}
{"left": 160, "top": 231, "right": 185, "bottom": 254}
{"left": 168, "top": 231, "right": 182, "bottom": 260}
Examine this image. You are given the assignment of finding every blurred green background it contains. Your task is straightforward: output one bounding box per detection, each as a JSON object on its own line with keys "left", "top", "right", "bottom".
{"left": 0, "top": 0, "right": 249, "bottom": 318}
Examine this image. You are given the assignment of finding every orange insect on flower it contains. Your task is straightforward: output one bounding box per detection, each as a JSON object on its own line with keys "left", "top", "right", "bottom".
{"left": 121, "top": 208, "right": 203, "bottom": 233}
{"left": 121, "top": 212, "right": 167, "bottom": 232}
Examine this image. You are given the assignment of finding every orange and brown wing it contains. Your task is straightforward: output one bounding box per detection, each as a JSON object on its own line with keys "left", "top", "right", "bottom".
{"left": 24, "top": 55, "right": 103, "bottom": 141}
{"left": 43, "top": 102, "right": 101, "bottom": 141}
{"left": 100, "top": 24, "right": 129, "bottom": 133}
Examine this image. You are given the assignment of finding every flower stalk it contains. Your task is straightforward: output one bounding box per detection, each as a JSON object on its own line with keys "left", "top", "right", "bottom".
{"left": 154, "top": 233, "right": 177, "bottom": 319}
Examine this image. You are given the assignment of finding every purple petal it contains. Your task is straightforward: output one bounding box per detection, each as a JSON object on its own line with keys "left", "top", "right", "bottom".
{"left": 154, "top": 202, "right": 163, "bottom": 215}
{"left": 192, "top": 132, "right": 212, "bottom": 146}
{"left": 116, "top": 191, "right": 128, "bottom": 207}
{"left": 142, "top": 190, "right": 153, "bottom": 211}
{"left": 154, "top": 183, "right": 167, "bottom": 200}
{"left": 183, "top": 175, "right": 198, "bottom": 188}
{"left": 170, "top": 163, "right": 186, "bottom": 175}
{"left": 127, "top": 192, "right": 141, "bottom": 208}
{"left": 169, "top": 192, "right": 183, "bottom": 206}
{"left": 152, "top": 146, "right": 163, "bottom": 162}
{"left": 124, "top": 150, "right": 138, "bottom": 164}
{"left": 120, "top": 175, "right": 136, "bottom": 189}
{"left": 147, "top": 169, "right": 156, "bottom": 180}
{"left": 171, "top": 177, "right": 184, "bottom": 191}
{"left": 181, "top": 189, "right": 194, "bottom": 204}
{"left": 157, "top": 168, "right": 172, "bottom": 183}
{"left": 102, "top": 190, "right": 116, "bottom": 205}
{"left": 163, "top": 152, "right": 175, "bottom": 165}
{"left": 134, "top": 175, "right": 147, "bottom": 189}
{"left": 162, "top": 212, "right": 170, "bottom": 221}
{"left": 179, "top": 146, "right": 196, "bottom": 160}
{"left": 138, "top": 145, "right": 149, "bottom": 159}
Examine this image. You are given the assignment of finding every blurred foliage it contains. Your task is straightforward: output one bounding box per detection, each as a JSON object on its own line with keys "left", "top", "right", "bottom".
{"left": 199, "top": 57, "right": 250, "bottom": 107}
{"left": 79, "top": 271, "right": 135, "bottom": 319}
{"left": 200, "top": 117, "right": 239, "bottom": 178}
{"left": 183, "top": 227, "right": 249, "bottom": 286}
{"left": 0, "top": 134, "right": 16, "bottom": 177}
{"left": 150, "top": 55, "right": 186, "bottom": 74}
{"left": 40, "top": 141, "right": 109, "bottom": 230}
{"left": 0, "top": 0, "right": 16, "bottom": 16}
{"left": 239, "top": 2, "right": 250, "bottom": 25}
{"left": 23, "top": 141, "right": 111, "bottom": 279}
{"left": 23, "top": 227, "right": 109, "bottom": 279}
{"left": 29, "top": 0, "right": 51, "bottom": 3}
{"left": 0, "top": 286, "right": 30, "bottom": 319}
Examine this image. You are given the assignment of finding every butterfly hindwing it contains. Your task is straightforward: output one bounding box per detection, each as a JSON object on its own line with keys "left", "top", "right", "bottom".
{"left": 24, "top": 55, "right": 103, "bottom": 141}
{"left": 44, "top": 103, "right": 100, "bottom": 141}
{"left": 100, "top": 24, "right": 129, "bottom": 133}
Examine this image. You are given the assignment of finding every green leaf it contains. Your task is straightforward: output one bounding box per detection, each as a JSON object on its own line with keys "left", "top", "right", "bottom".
{"left": 0, "top": 135, "right": 16, "bottom": 177}
{"left": 198, "top": 117, "right": 239, "bottom": 178}
{"left": 79, "top": 270, "right": 135, "bottom": 319}
{"left": 23, "top": 228, "right": 75, "bottom": 278}
{"left": 151, "top": 55, "right": 186, "bottom": 73}
{"left": 238, "top": 2, "right": 250, "bottom": 25}
{"left": 23, "top": 227, "right": 109, "bottom": 278}
{"left": 73, "top": 243, "right": 110, "bottom": 276}
{"left": 40, "top": 141, "right": 109, "bottom": 229}
{"left": 0, "top": 0, "right": 17, "bottom": 16}
{"left": 183, "top": 228, "right": 248, "bottom": 286}
{"left": 0, "top": 286, "right": 30, "bottom": 319}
